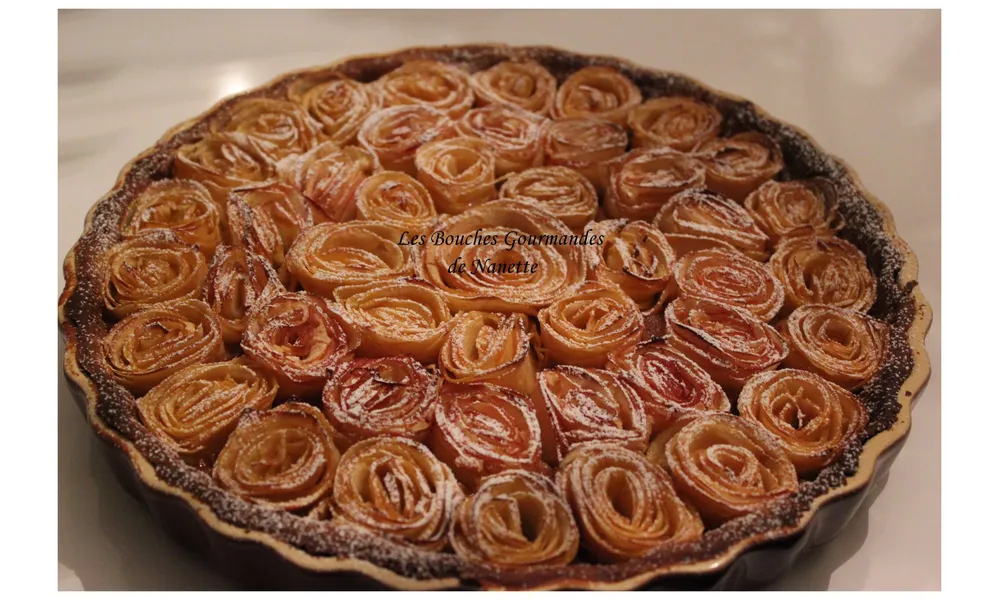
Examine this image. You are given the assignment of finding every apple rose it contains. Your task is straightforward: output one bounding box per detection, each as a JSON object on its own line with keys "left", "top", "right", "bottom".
{"left": 662, "top": 233, "right": 738, "bottom": 260}
{"left": 604, "top": 147, "right": 707, "bottom": 221}
{"left": 213, "top": 402, "right": 339, "bottom": 512}
{"left": 417, "top": 200, "right": 586, "bottom": 314}
{"left": 101, "top": 232, "right": 208, "bottom": 319}
{"left": 286, "top": 74, "right": 380, "bottom": 145}
{"left": 121, "top": 179, "right": 223, "bottom": 256}
{"left": 226, "top": 181, "right": 316, "bottom": 269}
{"left": 498, "top": 166, "right": 598, "bottom": 232}
{"left": 663, "top": 413, "right": 798, "bottom": 525}
{"left": 429, "top": 383, "right": 547, "bottom": 488}
{"left": 137, "top": 359, "right": 278, "bottom": 461}
{"left": 538, "top": 281, "right": 643, "bottom": 368}
{"left": 326, "top": 436, "right": 460, "bottom": 551}
{"left": 627, "top": 96, "right": 723, "bottom": 151}
{"left": 102, "top": 298, "right": 226, "bottom": 395}
{"left": 451, "top": 470, "right": 579, "bottom": 569}
{"left": 354, "top": 171, "right": 438, "bottom": 235}
{"left": 332, "top": 278, "right": 456, "bottom": 364}
{"left": 670, "top": 247, "right": 785, "bottom": 321}
{"left": 553, "top": 66, "right": 642, "bottom": 126}
{"left": 662, "top": 296, "right": 788, "bottom": 392}
{"left": 456, "top": 105, "right": 547, "bottom": 174}
{"left": 696, "top": 131, "right": 784, "bottom": 201}
{"left": 769, "top": 234, "right": 877, "bottom": 313}
{"left": 438, "top": 311, "right": 539, "bottom": 396}
{"left": 279, "top": 142, "right": 378, "bottom": 222}
{"left": 241, "top": 291, "right": 356, "bottom": 398}
{"left": 203, "top": 245, "right": 283, "bottom": 344}
{"left": 538, "top": 366, "right": 649, "bottom": 460}
{"left": 738, "top": 369, "right": 868, "bottom": 475}
{"left": 653, "top": 188, "right": 770, "bottom": 261}
{"left": 374, "top": 60, "right": 474, "bottom": 119}
{"left": 173, "top": 134, "right": 274, "bottom": 205}
{"left": 586, "top": 219, "right": 676, "bottom": 312}
{"left": 779, "top": 304, "right": 888, "bottom": 390}
{"left": 542, "top": 117, "right": 628, "bottom": 191}
{"left": 743, "top": 178, "right": 842, "bottom": 247}
{"left": 284, "top": 222, "right": 415, "bottom": 296}
{"left": 471, "top": 59, "right": 557, "bottom": 115}
{"left": 608, "top": 340, "right": 730, "bottom": 436}
{"left": 321, "top": 356, "right": 440, "bottom": 450}
{"left": 209, "top": 97, "right": 320, "bottom": 163}
{"left": 357, "top": 105, "right": 456, "bottom": 175}
{"left": 557, "top": 442, "right": 703, "bottom": 563}
{"left": 415, "top": 136, "right": 498, "bottom": 213}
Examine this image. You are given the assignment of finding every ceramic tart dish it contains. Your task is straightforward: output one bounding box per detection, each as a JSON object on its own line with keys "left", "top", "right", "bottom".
{"left": 58, "top": 44, "right": 932, "bottom": 590}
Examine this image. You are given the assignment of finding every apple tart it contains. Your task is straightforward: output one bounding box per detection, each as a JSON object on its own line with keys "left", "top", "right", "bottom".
{"left": 62, "top": 45, "right": 929, "bottom": 591}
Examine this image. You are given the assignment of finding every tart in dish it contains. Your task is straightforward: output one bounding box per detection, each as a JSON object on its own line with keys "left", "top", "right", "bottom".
{"left": 59, "top": 44, "right": 931, "bottom": 590}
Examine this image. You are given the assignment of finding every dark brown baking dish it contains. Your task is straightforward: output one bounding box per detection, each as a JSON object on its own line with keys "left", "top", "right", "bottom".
{"left": 58, "top": 43, "right": 933, "bottom": 590}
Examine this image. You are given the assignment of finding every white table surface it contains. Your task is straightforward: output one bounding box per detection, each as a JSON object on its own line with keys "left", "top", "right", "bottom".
{"left": 57, "top": 9, "right": 941, "bottom": 591}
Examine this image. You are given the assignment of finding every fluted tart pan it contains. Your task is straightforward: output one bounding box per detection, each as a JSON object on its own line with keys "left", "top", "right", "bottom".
{"left": 58, "top": 43, "right": 932, "bottom": 590}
